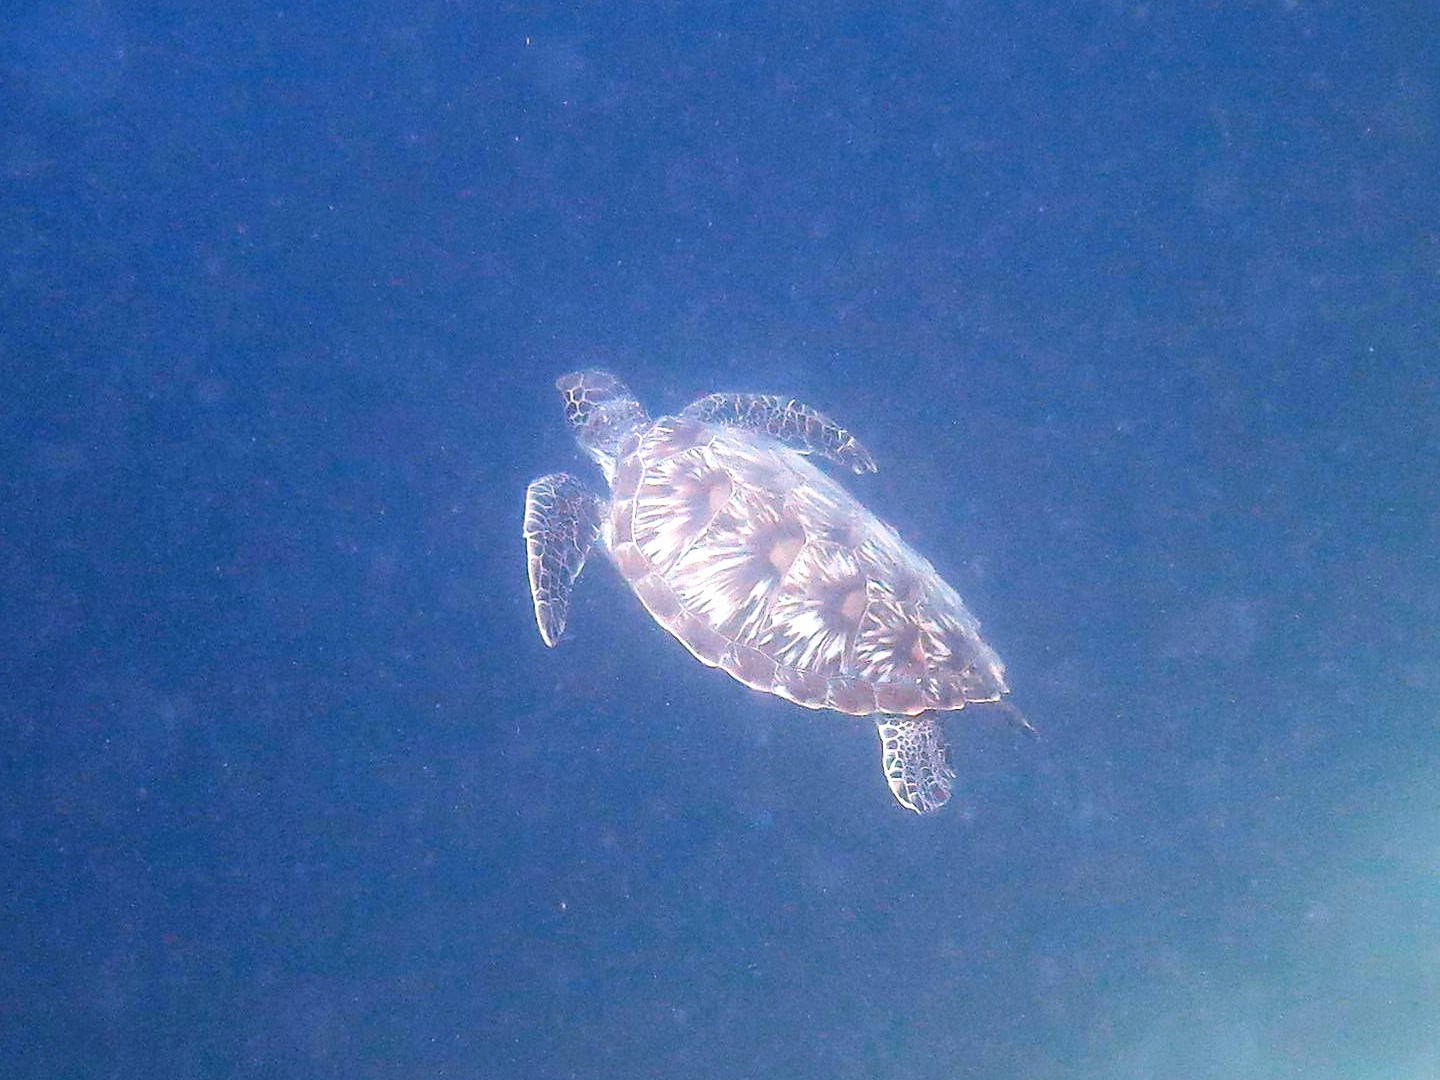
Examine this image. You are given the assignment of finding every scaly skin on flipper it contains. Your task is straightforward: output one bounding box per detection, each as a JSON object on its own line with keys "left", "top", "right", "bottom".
{"left": 679, "top": 392, "right": 878, "bottom": 475}
{"left": 876, "top": 713, "right": 955, "bottom": 814}
{"left": 523, "top": 472, "right": 604, "bottom": 647}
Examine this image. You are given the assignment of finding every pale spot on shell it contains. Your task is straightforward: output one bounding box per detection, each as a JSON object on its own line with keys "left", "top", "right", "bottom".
{"left": 768, "top": 534, "right": 805, "bottom": 575}
{"left": 708, "top": 476, "right": 733, "bottom": 512}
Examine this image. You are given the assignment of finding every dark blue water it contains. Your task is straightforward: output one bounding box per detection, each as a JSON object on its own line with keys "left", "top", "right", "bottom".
{"left": 4, "top": 3, "right": 1437, "bottom": 1077}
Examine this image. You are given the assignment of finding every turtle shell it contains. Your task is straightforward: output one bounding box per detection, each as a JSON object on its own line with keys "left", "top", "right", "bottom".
{"left": 604, "top": 416, "right": 1008, "bottom": 717}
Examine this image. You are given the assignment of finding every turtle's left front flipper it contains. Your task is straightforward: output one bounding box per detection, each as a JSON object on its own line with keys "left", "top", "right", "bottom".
{"left": 876, "top": 712, "right": 955, "bottom": 814}
{"left": 680, "top": 393, "right": 878, "bottom": 474}
{"left": 524, "top": 473, "right": 604, "bottom": 646}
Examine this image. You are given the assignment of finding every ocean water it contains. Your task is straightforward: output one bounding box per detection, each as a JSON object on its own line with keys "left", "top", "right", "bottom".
{"left": 3, "top": 3, "right": 1437, "bottom": 1078}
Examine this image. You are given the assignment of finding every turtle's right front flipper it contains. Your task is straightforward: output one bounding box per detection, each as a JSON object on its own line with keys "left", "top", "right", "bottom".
{"left": 524, "top": 473, "right": 604, "bottom": 646}
{"left": 679, "top": 392, "right": 878, "bottom": 474}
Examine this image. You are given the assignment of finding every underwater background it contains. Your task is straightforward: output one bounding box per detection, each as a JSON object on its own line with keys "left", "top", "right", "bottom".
{"left": 3, "top": 3, "right": 1437, "bottom": 1077}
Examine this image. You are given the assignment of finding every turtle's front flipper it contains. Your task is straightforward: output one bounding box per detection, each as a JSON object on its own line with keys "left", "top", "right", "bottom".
{"left": 523, "top": 473, "right": 604, "bottom": 647}
{"left": 680, "top": 393, "right": 878, "bottom": 474}
{"left": 876, "top": 712, "right": 955, "bottom": 814}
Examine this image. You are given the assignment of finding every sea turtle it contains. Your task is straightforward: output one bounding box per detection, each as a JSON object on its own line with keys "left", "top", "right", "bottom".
{"left": 524, "top": 370, "right": 1013, "bottom": 814}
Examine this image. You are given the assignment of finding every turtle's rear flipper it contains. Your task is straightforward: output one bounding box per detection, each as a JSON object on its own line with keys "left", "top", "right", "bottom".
{"left": 524, "top": 473, "right": 604, "bottom": 646}
{"left": 679, "top": 392, "right": 877, "bottom": 474}
{"left": 876, "top": 712, "right": 955, "bottom": 814}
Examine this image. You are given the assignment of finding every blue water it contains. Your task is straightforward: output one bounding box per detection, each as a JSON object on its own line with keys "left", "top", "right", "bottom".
{"left": 3, "top": 4, "right": 1437, "bottom": 1078}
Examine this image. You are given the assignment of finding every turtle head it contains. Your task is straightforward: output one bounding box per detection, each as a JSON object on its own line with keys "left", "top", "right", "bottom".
{"left": 556, "top": 370, "right": 649, "bottom": 478}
